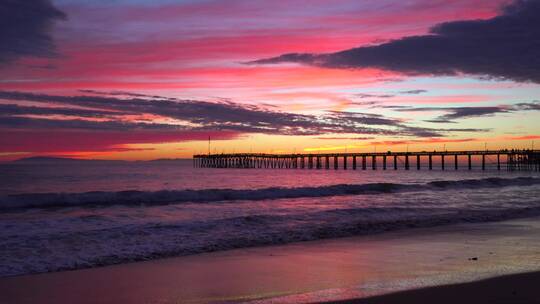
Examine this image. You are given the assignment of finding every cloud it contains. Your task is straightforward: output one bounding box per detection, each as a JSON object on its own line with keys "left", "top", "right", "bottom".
{"left": 398, "top": 101, "right": 540, "bottom": 123}
{"left": 399, "top": 90, "right": 427, "bottom": 95}
{"left": 355, "top": 93, "right": 395, "bottom": 99}
{"left": 0, "top": 0, "right": 66, "bottom": 65}
{"left": 321, "top": 111, "right": 487, "bottom": 137}
{"left": 251, "top": 0, "right": 540, "bottom": 83}
{"left": 0, "top": 90, "right": 493, "bottom": 155}
{"left": 316, "top": 137, "right": 375, "bottom": 140}
{"left": 351, "top": 100, "right": 414, "bottom": 109}
{"left": 326, "top": 111, "right": 402, "bottom": 127}
{"left": 350, "top": 101, "right": 381, "bottom": 107}
{"left": 0, "top": 116, "right": 191, "bottom": 131}
{"left": 402, "top": 106, "right": 509, "bottom": 123}
{"left": 0, "top": 104, "right": 122, "bottom": 118}
{"left": 514, "top": 101, "right": 540, "bottom": 110}
{"left": 437, "top": 107, "right": 508, "bottom": 121}
{"left": 0, "top": 90, "right": 483, "bottom": 138}
{"left": 379, "top": 105, "right": 413, "bottom": 109}
{"left": 78, "top": 89, "right": 176, "bottom": 100}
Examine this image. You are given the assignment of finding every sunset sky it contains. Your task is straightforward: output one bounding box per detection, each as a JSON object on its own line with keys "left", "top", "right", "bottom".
{"left": 1, "top": 0, "right": 539, "bottom": 160}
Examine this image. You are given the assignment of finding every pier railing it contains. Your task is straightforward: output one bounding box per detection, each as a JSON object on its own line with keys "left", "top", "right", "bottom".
{"left": 193, "top": 149, "right": 540, "bottom": 171}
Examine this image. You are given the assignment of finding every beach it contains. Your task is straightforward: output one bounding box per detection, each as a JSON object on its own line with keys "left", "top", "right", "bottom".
{"left": 326, "top": 272, "right": 540, "bottom": 304}
{"left": 1, "top": 217, "right": 539, "bottom": 304}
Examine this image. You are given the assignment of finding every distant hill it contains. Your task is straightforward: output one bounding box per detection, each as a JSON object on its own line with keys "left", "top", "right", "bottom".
{"left": 13, "top": 157, "right": 189, "bottom": 163}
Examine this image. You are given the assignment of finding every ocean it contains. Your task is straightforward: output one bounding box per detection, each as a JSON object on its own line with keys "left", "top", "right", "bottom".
{"left": 1, "top": 158, "right": 539, "bottom": 277}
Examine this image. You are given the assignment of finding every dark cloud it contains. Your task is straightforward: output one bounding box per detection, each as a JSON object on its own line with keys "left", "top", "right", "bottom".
{"left": 399, "top": 90, "right": 427, "bottom": 95}
{"left": 423, "top": 119, "right": 457, "bottom": 124}
{"left": 398, "top": 102, "right": 540, "bottom": 123}
{"left": 251, "top": 0, "right": 540, "bottom": 83}
{"left": 0, "top": 0, "right": 66, "bottom": 65}
{"left": 0, "top": 104, "right": 122, "bottom": 118}
{"left": 403, "top": 106, "right": 509, "bottom": 123}
{"left": 439, "top": 128, "right": 489, "bottom": 132}
{"left": 326, "top": 111, "right": 402, "bottom": 127}
{"left": 439, "top": 107, "right": 509, "bottom": 120}
{"left": 350, "top": 101, "right": 380, "bottom": 107}
{"left": 0, "top": 116, "right": 191, "bottom": 132}
{"left": 78, "top": 90, "right": 176, "bottom": 101}
{"left": 514, "top": 101, "right": 540, "bottom": 110}
{"left": 0, "top": 90, "right": 485, "bottom": 137}
{"left": 355, "top": 93, "right": 395, "bottom": 99}
{"left": 379, "top": 105, "right": 413, "bottom": 109}
{"left": 351, "top": 100, "right": 413, "bottom": 109}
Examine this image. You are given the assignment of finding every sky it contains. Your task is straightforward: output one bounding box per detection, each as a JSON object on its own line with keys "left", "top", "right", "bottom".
{"left": 0, "top": 0, "right": 539, "bottom": 160}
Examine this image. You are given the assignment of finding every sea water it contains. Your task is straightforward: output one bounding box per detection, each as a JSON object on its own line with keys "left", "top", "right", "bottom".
{"left": 1, "top": 158, "right": 539, "bottom": 277}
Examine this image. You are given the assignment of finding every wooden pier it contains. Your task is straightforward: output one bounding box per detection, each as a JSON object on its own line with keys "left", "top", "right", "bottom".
{"left": 193, "top": 149, "right": 540, "bottom": 171}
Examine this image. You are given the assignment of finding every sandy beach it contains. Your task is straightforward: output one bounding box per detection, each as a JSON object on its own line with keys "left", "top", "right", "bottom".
{"left": 1, "top": 217, "right": 540, "bottom": 304}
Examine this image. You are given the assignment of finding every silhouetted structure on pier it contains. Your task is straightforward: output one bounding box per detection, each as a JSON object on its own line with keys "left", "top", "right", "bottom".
{"left": 194, "top": 150, "right": 540, "bottom": 171}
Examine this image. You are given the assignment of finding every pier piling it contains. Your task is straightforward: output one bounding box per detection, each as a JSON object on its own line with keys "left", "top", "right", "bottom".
{"left": 405, "top": 155, "right": 410, "bottom": 170}
{"left": 442, "top": 155, "right": 445, "bottom": 170}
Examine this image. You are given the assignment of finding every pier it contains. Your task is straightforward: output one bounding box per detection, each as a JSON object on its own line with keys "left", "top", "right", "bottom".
{"left": 194, "top": 149, "right": 540, "bottom": 171}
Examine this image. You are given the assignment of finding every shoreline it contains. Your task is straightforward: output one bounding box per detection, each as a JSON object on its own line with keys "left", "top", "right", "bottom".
{"left": 1, "top": 217, "right": 540, "bottom": 303}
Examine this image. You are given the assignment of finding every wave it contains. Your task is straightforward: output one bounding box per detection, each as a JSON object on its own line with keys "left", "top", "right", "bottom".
{"left": 1, "top": 176, "right": 540, "bottom": 210}
{"left": 3, "top": 204, "right": 540, "bottom": 277}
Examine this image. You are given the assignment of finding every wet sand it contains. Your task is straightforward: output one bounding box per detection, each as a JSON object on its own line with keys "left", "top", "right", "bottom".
{"left": 324, "top": 271, "right": 540, "bottom": 304}
{"left": 1, "top": 218, "right": 540, "bottom": 303}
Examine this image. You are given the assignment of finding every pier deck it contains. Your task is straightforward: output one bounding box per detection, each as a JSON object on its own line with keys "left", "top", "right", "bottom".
{"left": 194, "top": 149, "right": 540, "bottom": 171}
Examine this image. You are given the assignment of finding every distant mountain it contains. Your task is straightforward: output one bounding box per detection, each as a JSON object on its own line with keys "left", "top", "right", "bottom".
{"left": 13, "top": 157, "right": 189, "bottom": 163}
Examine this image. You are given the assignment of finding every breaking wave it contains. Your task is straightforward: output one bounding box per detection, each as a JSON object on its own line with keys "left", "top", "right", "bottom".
{"left": 1, "top": 176, "right": 539, "bottom": 210}
{"left": 2, "top": 204, "right": 540, "bottom": 277}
